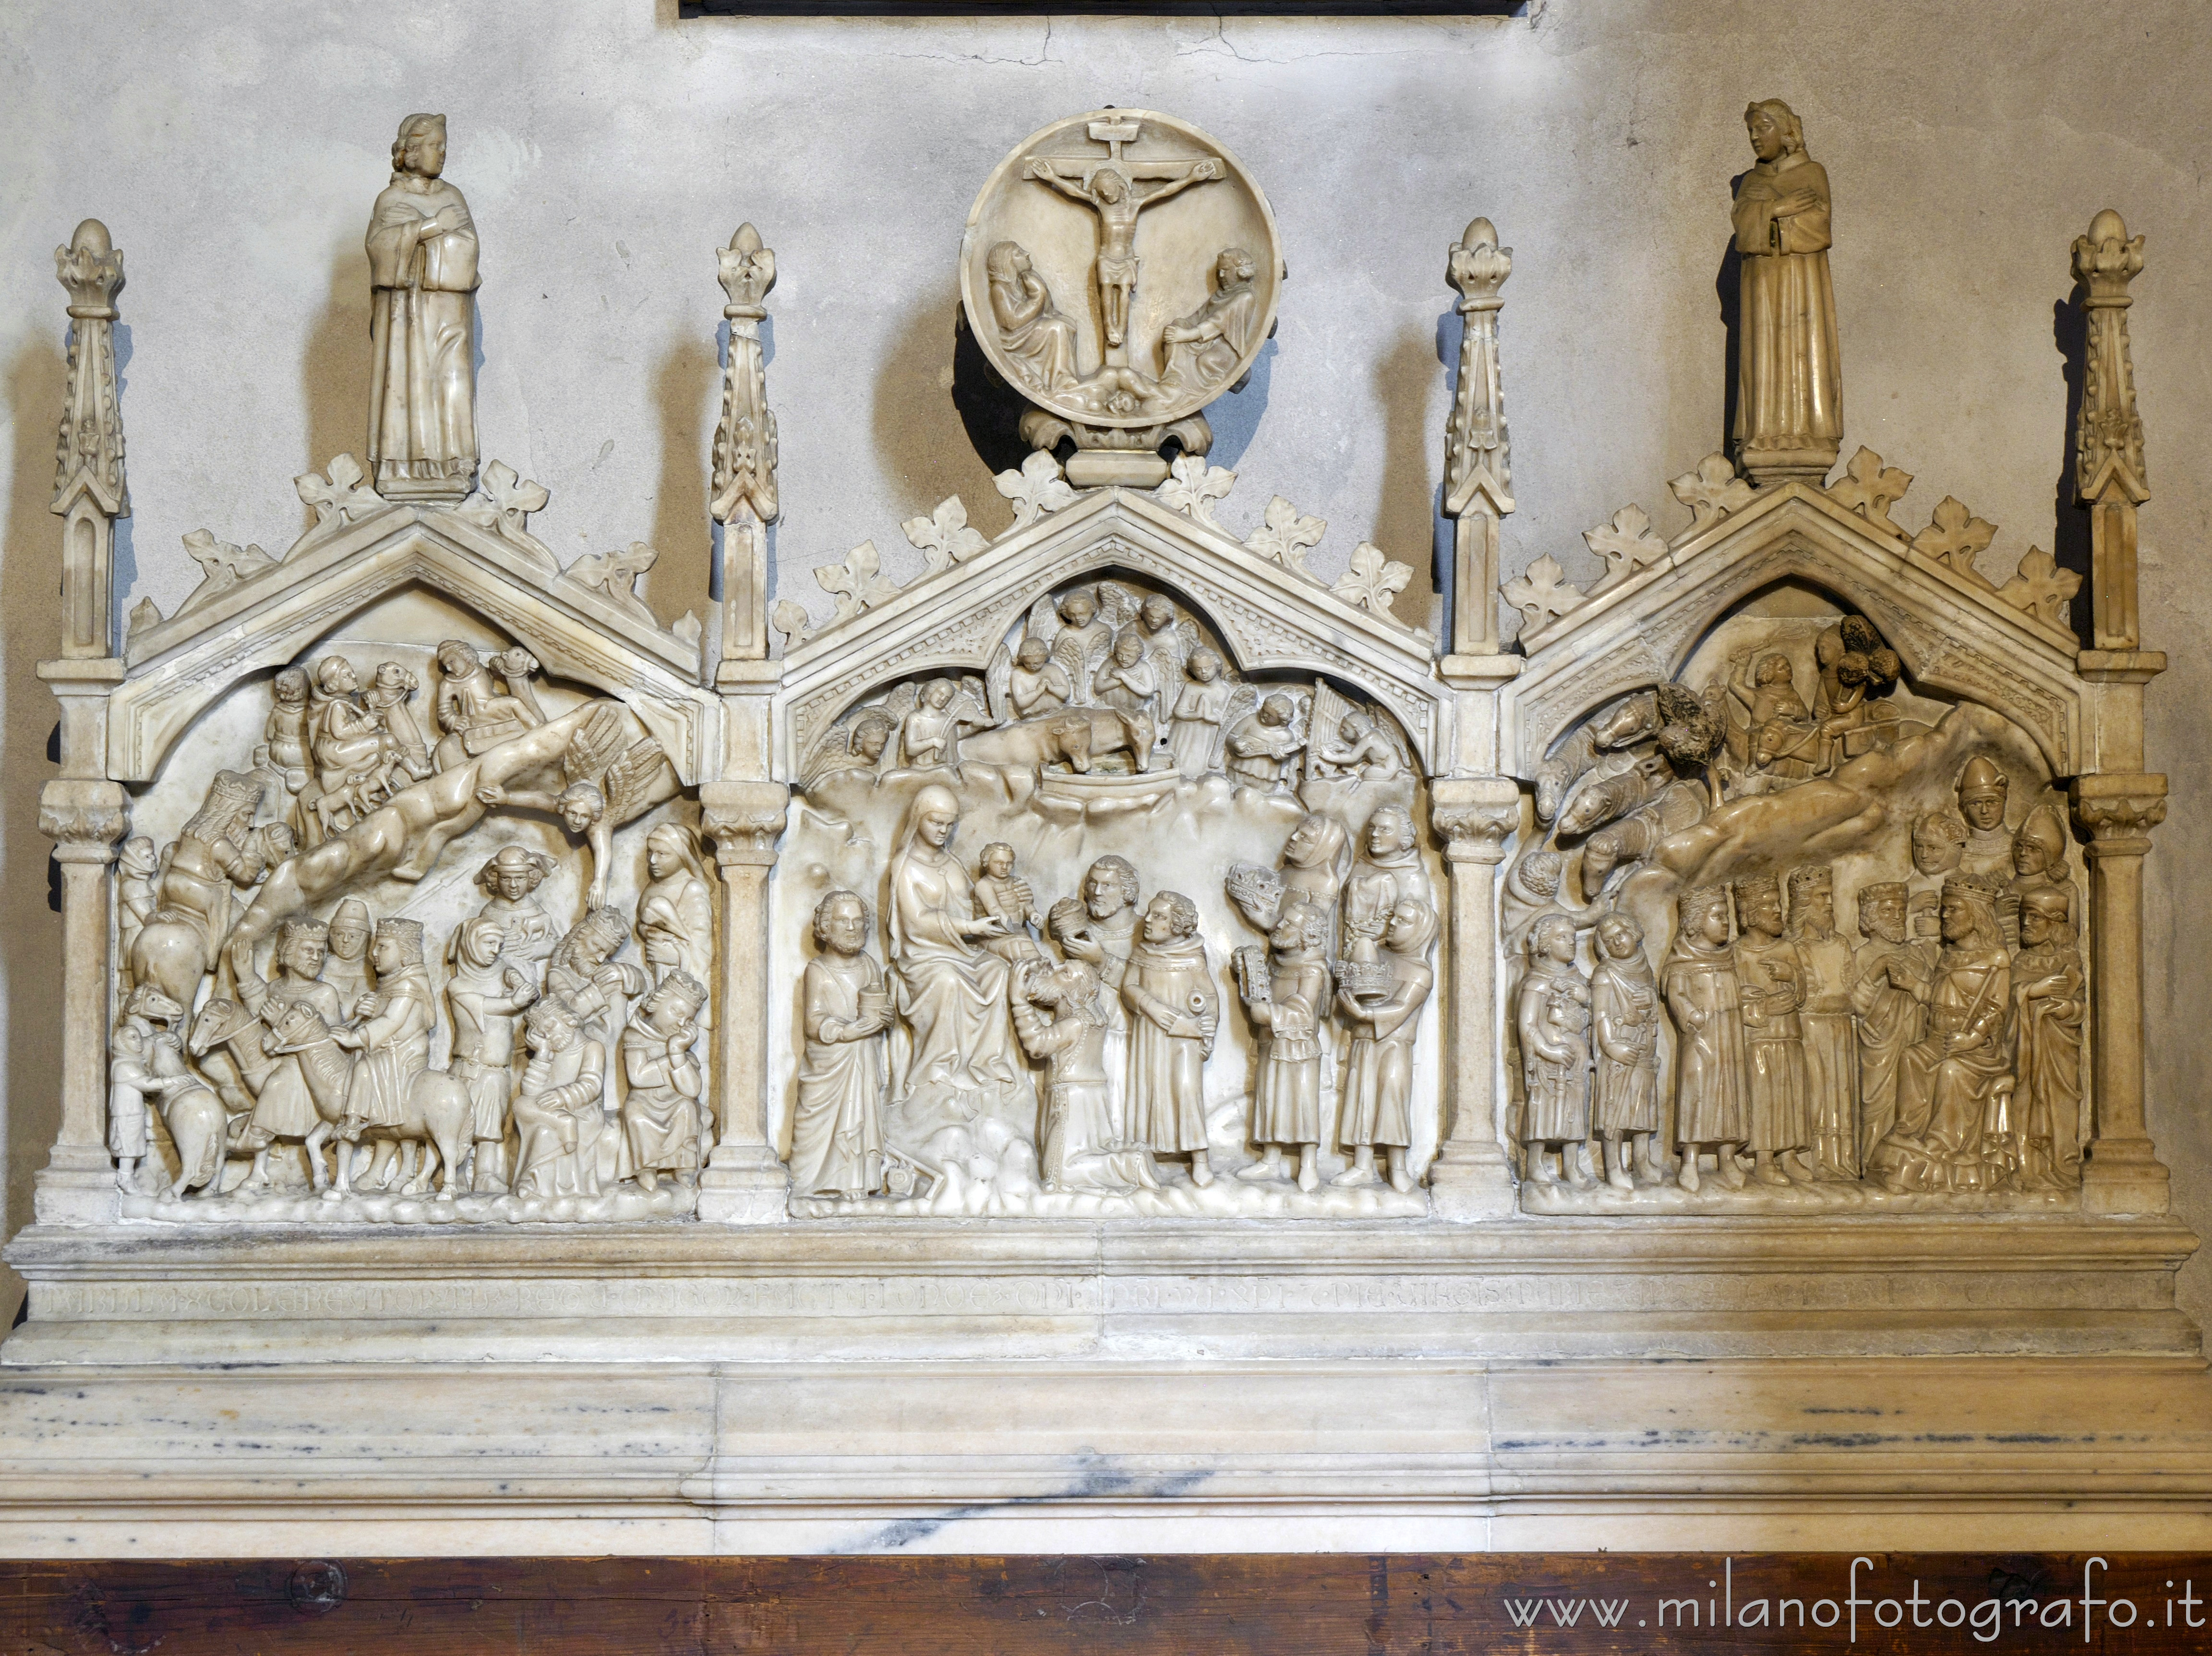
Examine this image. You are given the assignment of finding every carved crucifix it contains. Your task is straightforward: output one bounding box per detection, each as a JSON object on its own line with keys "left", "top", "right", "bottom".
{"left": 1023, "top": 118, "right": 1222, "bottom": 364}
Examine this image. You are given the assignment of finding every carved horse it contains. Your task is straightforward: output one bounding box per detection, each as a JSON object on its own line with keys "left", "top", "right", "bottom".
{"left": 133, "top": 988, "right": 240, "bottom": 1201}
{"left": 262, "top": 999, "right": 474, "bottom": 1198}
{"left": 187, "top": 998, "right": 334, "bottom": 1193}
{"left": 1536, "top": 690, "right": 1661, "bottom": 824}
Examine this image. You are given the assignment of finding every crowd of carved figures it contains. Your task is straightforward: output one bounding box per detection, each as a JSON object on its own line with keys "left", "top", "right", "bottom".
{"left": 107, "top": 639, "right": 707, "bottom": 1208}
{"left": 793, "top": 795, "right": 1436, "bottom": 1201}
{"left": 789, "top": 579, "right": 1432, "bottom": 1202}
{"left": 1513, "top": 608, "right": 2085, "bottom": 1198}
{"left": 803, "top": 580, "right": 1409, "bottom": 793}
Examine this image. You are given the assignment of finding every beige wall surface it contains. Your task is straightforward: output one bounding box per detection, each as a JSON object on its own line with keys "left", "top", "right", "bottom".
{"left": 2, "top": 1, "right": 2205, "bottom": 1317}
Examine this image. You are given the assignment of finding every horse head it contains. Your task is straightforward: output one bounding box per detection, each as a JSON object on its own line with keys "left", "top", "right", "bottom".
{"left": 188, "top": 997, "right": 259, "bottom": 1058}
{"left": 1588, "top": 689, "right": 1660, "bottom": 752}
{"left": 262, "top": 997, "right": 333, "bottom": 1057}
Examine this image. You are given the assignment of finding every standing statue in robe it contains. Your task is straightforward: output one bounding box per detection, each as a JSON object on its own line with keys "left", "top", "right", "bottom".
{"left": 1732, "top": 99, "right": 1841, "bottom": 484}
{"left": 366, "top": 113, "right": 480, "bottom": 502}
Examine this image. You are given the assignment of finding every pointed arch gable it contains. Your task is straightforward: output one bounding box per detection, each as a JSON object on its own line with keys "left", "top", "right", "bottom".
{"left": 1499, "top": 484, "right": 2086, "bottom": 777}
{"left": 772, "top": 487, "right": 1443, "bottom": 780}
{"left": 108, "top": 518, "right": 719, "bottom": 783}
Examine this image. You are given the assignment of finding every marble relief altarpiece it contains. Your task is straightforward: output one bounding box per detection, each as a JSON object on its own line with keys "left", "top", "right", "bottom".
{"left": 7, "top": 105, "right": 2192, "bottom": 1472}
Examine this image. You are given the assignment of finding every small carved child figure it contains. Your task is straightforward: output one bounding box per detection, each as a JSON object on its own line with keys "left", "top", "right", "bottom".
{"left": 1727, "top": 649, "right": 1815, "bottom": 774}
{"left": 1167, "top": 648, "right": 1232, "bottom": 777}
{"left": 1589, "top": 912, "right": 1661, "bottom": 1189}
{"left": 1123, "top": 891, "right": 1219, "bottom": 1186}
{"left": 1234, "top": 899, "right": 1332, "bottom": 1191}
{"left": 2010, "top": 885, "right": 2085, "bottom": 1190}
{"left": 1663, "top": 884, "right": 1750, "bottom": 1192}
{"left": 1733, "top": 873, "right": 1813, "bottom": 1186}
{"left": 108, "top": 984, "right": 189, "bottom": 1193}
{"left": 972, "top": 841, "right": 1045, "bottom": 963}
{"left": 620, "top": 971, "right": 709, "bottom": 1193}
{"left": 1517, "top": 914, "right": 1593, "bottom": 1185}
{"left": 1335, "top": 896, "right": 1436, "bottom": 1192}
{"left": 511, "top": 995, "right": 609, "bottom": 1200}
{"left": 1224, "top": 693, "right": 1302, "bottom": 790}
{"left": 790, "top": 890, "right": 890, "bottom": 1199}
{"left": 257, "top": 666, "right": 313, "bottom": 795}
{"left": 116, "top": 836, "right": 160, "bottom": 991}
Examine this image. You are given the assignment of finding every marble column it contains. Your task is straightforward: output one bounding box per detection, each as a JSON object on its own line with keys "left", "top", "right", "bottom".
{"left": 1425, "top": 776, "right": 1521, "bottom": 1220}
{"left": 2070, "top": 773, "right": 2170, "bottom": 1216}
{"left": 33, "top": 778, "right": 129, "bottom": 1224}
{"left": 697, "top": 779, "right": 792, "bottom": 1224}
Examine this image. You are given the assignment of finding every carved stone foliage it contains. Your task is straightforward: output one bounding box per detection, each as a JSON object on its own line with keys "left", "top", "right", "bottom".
{"left": 101, "top": 617, "right": 709, "bottom": 1225}
{"left": 1512, "top": 585, "right": 2091, "bottom": 1212}
{"left": 779, "top": 569, "right": 1439, "bottom": 1218}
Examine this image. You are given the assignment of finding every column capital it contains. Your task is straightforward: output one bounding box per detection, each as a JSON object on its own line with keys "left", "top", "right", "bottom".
{"left": 38, "top": 778, "right": 128, "bottom": 862}
{"left": 701, "top": 780, "right": 790, "bottom": 868}
{"left": 2070, "top": 773, "right": 2166, "bottom": 855}
{"left": 1430, "top": 776, "right": 1520, "bottom": 866}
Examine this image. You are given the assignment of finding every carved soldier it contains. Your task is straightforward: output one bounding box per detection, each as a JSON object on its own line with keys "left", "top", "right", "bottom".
{"left": 2009, "top": 886, "right": 2085, "bottom": 1190}
{"left": 1664, "top": 884, "right": 1749, "bottom": 1192}
{"left": 1590, "top": 912, "right": 1662, "bottom": 1189}
{"left": 1787, "top": 865, "right": 1860, "bottom": 1180}
{"left": 1954, "top": 756, "right": 2015, "bottom": 883}
{"left": 2001, "top": 804, "right": 2073, "bottom": 948}
{"left": 1734, "top": 873, "right": 1812, "bottom": 1185}
{"left": 445, "top": 912, "right": 536, "bottom": 1194}
{"left": 1848, "top": 881, "right": 1928, "bottom": 1164}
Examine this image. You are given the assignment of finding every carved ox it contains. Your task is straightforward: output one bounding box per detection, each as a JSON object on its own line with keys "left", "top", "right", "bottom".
{"left": 956, "top": 707, "right": 1154, "bottom": 774}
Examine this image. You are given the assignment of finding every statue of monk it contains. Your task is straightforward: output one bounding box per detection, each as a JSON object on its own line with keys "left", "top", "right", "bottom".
{"left": 1731, "top": 99, "right": 1841, "bottom": 484}
{"left": 366, "top": 113, "right": 480, "bottom": 502}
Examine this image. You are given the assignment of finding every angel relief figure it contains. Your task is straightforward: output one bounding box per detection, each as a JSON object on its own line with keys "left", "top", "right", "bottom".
{"left": 471, "top": 702, "right": 681, "bottom": 908}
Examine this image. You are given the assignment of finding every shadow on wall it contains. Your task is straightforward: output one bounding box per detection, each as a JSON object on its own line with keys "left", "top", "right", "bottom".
{"left": 2, "top": 339, "right": 69, "bottom": 1278}
{"left": 1714, "top": 204, "right": 1744, "bottom": 465}
{"left": 2050, "top": 287, "right": 2094, "bottom": 650}
{"left": 1375, "top": 324, "right": 1438, "bottom": 622}
{"left": 650, "top": 331, "right": 718, "bottom": 627}
{"left": 876, "top": 284, "right": 1005, "bottom": 540}
{"left": 302, "top": 234, "right": 373, "bottom": 542}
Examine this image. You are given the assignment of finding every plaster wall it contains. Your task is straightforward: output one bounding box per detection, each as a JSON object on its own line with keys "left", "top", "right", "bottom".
{"left": 2, "top": 0, "right": 2206, "bottom": 1318}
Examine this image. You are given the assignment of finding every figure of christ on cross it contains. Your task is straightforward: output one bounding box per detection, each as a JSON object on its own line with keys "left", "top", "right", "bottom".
{"left": 1024, "top": 120, "right": 1223, "bottom": 362}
